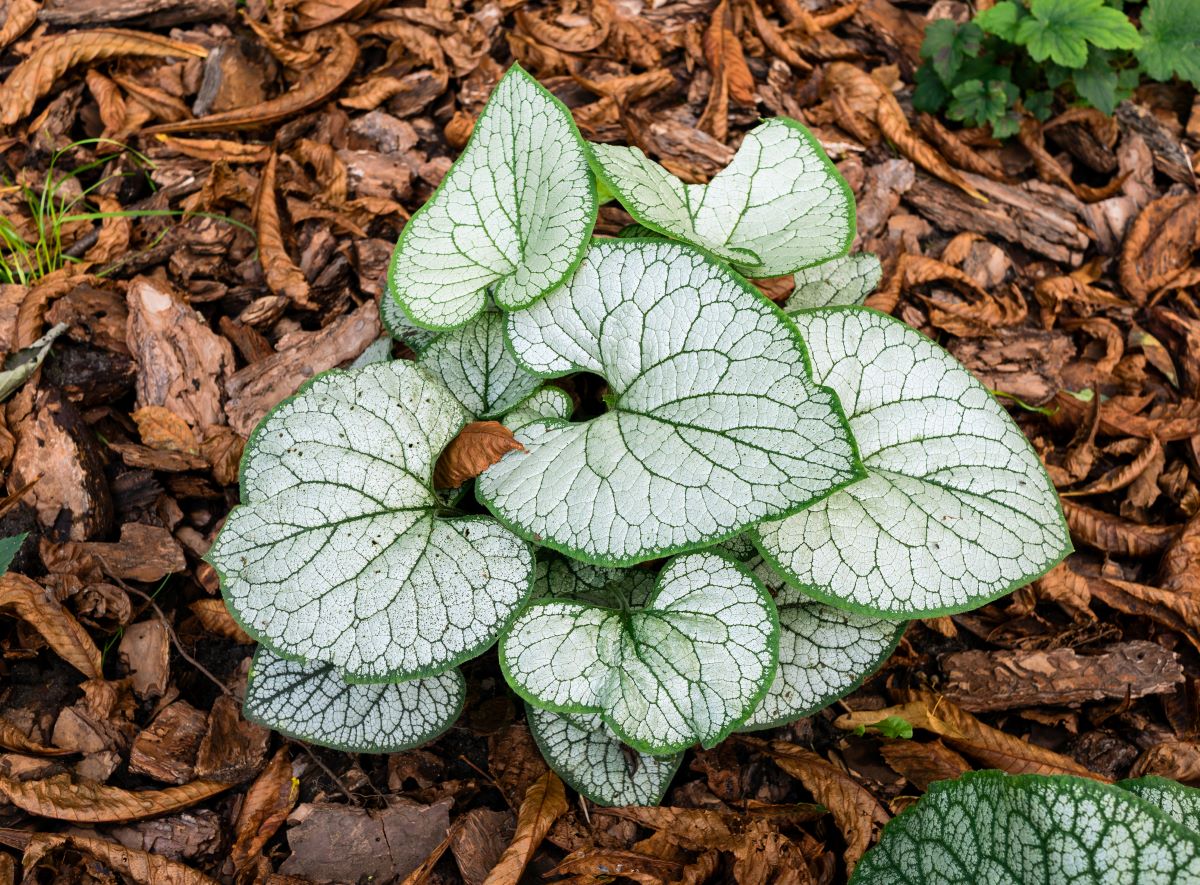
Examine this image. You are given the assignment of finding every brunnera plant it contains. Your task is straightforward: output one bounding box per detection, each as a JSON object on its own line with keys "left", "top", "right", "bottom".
{"left": 851, "top": 771, "right": 1200, "bottom": 883}
{"left": 209, "top": 64, "right": 1072, "bottom": 807}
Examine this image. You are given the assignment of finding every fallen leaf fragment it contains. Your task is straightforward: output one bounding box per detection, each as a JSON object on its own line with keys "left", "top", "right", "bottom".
{"left": 255, "top": 154, "right": 316, "bottom": 310}
{"left": 1062, "top": 500, "right": 1181, "bottom": 557}
{"left": 131, "top": 406, "right": 199, "bottom": 454}
{"left": 1119, "top": 194, "right": 1200, "bottom": 303}
{"left": 0, "top": 717, "right": 72, "bottom": 756}
{"left": 231, "top": 748, "right": 298, "bottom": 872}
{"left": 1130, "top": 741, "right": 1200, "bottom": 784}
{"left": 24, "top": 833, "right": 219, "bottom": 885}
{"left": 761, "top": 742, "right": 887, "bottom": 874}
{"left": 145, "top": 26, "right": 358, "bottom": 134}
{"left": 189, "top": 599, "right": 253, "bottom": 643}
{"left": 515, "top": 0, "right": 612, "bottom": 52}
{"left": 835, "top": 691, "right": 1105, "bottom": 780}
{"left": 0, "top": 0, "right": 38, "bottom": 52}
{"left": 434, "top": 421, "right": 524, "bottom": 490}
{"left": 0, "top": 30, "right": 207, "bottom": 126}
{"left": 550, "top": 849, "right": 683, "bottom": 883}
{"left": 482, "top": 771, "right": 568, "bottom": 885}
{"left": 0, "top": 573, "right": 102, "bottom": 679}
{"left": 879, "top": 739, "right": 971, "bottom": 791}
{"left": 0, "top": 772, "right": 229, "bottom": 822}
{"left": 155, "top": 135, "right": 272, "bottom": 163}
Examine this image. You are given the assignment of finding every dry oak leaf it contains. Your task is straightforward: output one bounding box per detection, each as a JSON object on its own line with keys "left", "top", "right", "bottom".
{"left": 481, "top": 771, "right": 568, "bottom": 885}
{"left": 836, "top": 691, "right": 1105, "bottom": 780}
{"left": 24, "top": 833, "right": 219, "bottom": 885}
{"left": 434, "top": 421, "right": 524, "bottom": 490}
{"left": 823, "top": 63, "right": 985, "bottom": 202}
{"left": 143, "top": 27, "right": 358, "bottom": 134}
{"left": 0, "top": 773, "right": 229, "bottom": 823}
{"left": 255, "top": 154, "right": 315, "bottom": 310}
{"left": 0, "top": 573, "right": 102, "bottom": 680}
{"left": 0, "top": 30, "right": 207, "bottom": 126}
{"left": 761, "top": 742, "right": 887, "bottom": 874}
{"left": 230, "top": 747, "right": 299, "bottom": 872}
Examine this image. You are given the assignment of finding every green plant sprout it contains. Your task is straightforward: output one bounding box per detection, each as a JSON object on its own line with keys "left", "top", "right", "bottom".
{"left": 209, "top": 64, "right": 1070, "bottom": 807}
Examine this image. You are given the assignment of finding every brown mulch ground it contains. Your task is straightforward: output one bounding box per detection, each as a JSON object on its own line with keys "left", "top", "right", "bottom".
{"left": 1, "top": 0, "right": 1199, "bottom": 882}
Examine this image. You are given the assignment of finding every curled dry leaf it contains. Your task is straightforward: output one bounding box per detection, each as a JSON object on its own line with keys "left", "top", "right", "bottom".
{"left": 1119, "top": 195, "right": 1200, "bottom": 304}
{"left": 0, "top": 772, "right": 229, "bottom": 823}
{"left": 481, "top": 771, "right": 568, "bottom": 885}
{"left": 879, "top": 739, "right": 972, "bottom": 791}
{"left": 0, "top": 30, "right": 207, "bottom": 126}
{"left": 1062, "top": 436, "right": 1163, "bottom": 498}
{"left": 747, "top": 0, "right": 811, "bottom": 73}
{"left": 131, "top": 406, "right": 199, "bottom": 454}
{"left": 154, "top": 135, "right": 272, "bottom": 164}
{"left": 835, "top": 691, "right": 1104, "bottom": 780}
{"left": 870, "top": 253, "right": 989, "bottom": 314}
{"left": 0, "top": 0, "right": 38, "bottom": 53}
{"left": 0, "top": 573, "right": 102, "bottom": 680}
{"left": 83, "top": 195, "right": 132, "bottom": 266}
{"left": 231, "top": 748, "right": 299, "bottom": 872}
{"left": 550, "top": 849, "right": 683, "bottom": 884}
{"left": 144, "top": 27, "right": 358, "bottom": 134}
{"left": 515, "top": 0, "right": 612, "bottom": 53}
{"left": 434, "top": 421, "right": 524, "bottom": 490}
{"left": 23, "top": 833, "right": 219, "bottom": 885}
{"left": 762, "top": 742, "right": 888, "bottom": 874}
{"left": 1062, "top": 499, "right": 1181, "bottom": 557}
{"left": 0, "top": 718, "right": 73, "bottom": 756}
{"left": 255, "top": 154, "right": 316, "bottom": 310}
{"left": 1130, "top": 741, "right": 1200, "bottom": 784}
{"left": 698, "top": 0, "right": 755, "bottom": 141}
{"left": 189, "top": 598, "right": 253, "bottom": 643}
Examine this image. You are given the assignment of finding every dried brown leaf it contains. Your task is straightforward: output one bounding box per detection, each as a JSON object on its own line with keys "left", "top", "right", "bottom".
{"left": 144, "top": 27, "right": 358, "bottom": 134}
{"left": 82, "top": 195, "right": 131, "bottom": 266}
{"left": 154, "top": 135, "right": 271, "bottom": 164}
{"left": 747, "top": 0, "right": 812, "bottom": 72}
{"left": 0, "top": 718, "right": 72, "bottom": 756}
{"left": 1062, "top": 436, "right": 1162, "bottom": 498}
{"left": 1120, "top": 194, "right": 1200, "bottom": 304}
{"left": 0, "top": 773, "right": 229, "bottom": 822}
{"left": 132, "top": 406, "right": 199, "bottom": 454}
{"left": 515, "top": 0, "right": 613, "bottom": 53}
{"left": 255, "top": 153, "right": 315, "bottom": 310}
{"left": 764, "top": 742, "right": 888, "bottom": 874}
{"left": 550, "top": 849, "right": 683, "bottom": 884}
{"left": 23, "top": 833, "right": 219, "bottom": 885}
{"left": 85, "top": 70, "right": 128, "bottom": 137}
{"left": 879, "top": 739, "right": 971, "bottom": 791}
{"left": 231, "top": 748, "right": 298, "bottom": 872}
{"left": 0, "top": 0, "right": 38, "bottom": 53}
{"left": 0, "top": 30, "right": 207, "bottom": 126}
{"left": 705, "top": 0, "right": 756, "bottom": 106}
{"left": 1062, "top": 499, "right": 1181, "bottom": 557}
{"left": 916, "top": 113, "right": 1010, "bottom": 182}
{"left": 293, "top": 0, "right": 388, "bottom": 31}
{"left": 835, "top": 691, "right": 1105, "bottom": 780}
{"left": 189, "top": 599, "right": 253, "bottom": 643}
{"left": 0, "top": 573, "right": 102, "bottom": 679}
{"left": 1130, "top": 741, "right": 1200, "bottom": 783}
{"left": 434, "top": 421, "right": 523, "bottom": 490}
{"left": 481, "top": 771, "right": 567, "bottom": 885}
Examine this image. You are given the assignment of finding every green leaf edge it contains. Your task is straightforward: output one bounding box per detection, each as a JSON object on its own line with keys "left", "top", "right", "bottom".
{"left": 749, "top": 304, "right": 1073, "bottom": 621}
{"left": 737, "top": 615, "right": 906, "bottom": 732}
{"left": 242, "top": 645, "right": 467, "bottom": 754}
{"left": 385, "top": 63, "right": 599, "bottom": 333}
{"left": 849, "top": 770, "right": 1200, "bottom": 884}
{"left": 586, "top": 118, "right": 857, "bottom": 277}
{"left": 498, "top": 549, "right": 782, "bottom": 755}
{"left": 205, "top": 361, "right": 538, "bottom": 682}
{"left": 525, "top": 702, "right": 686, "bottom": 807}
{"left": 477, "top": 238, "right": 868, "bottom": 569}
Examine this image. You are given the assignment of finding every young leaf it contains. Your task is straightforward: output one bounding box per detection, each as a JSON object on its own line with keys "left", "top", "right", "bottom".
{"left": 501, "top": 386, "right": 573, "bottom": 431}
{"left": 850, "top": 772, "right": 1200, "bottom": 884}
{"left": 533, "top": 556, "right": 658, "bottom": 609}
{"left": 244, "top": 646, "right": 465, "bottom": 753}
{"left": 1117, "top": 776, "right": 1200, "bottom": 833}
{"left": 947, "top": 79, "right": 1015, "bottom": 129}
{"left": 208, "top": 360, "right": 534, "bottom": 681}
{"left": 976, "top": 1, "right": 1024, "bottom": 41}
{"left": 500, "top": 551, "right": 779, "bottom": 754}
{"left": 1136, "top": 0, "right": 1200, "bottom": 89}
{"left": 416, "top": 312, "right": 540, "bottom": 418}
{"left": 387, "top": 64, "right": 595, "bottom": 330}
{"left": 1073, "top": 47, "right": 1120, "bottom": 114}
{"left": 739, "top": 555, "right": 903, "bottom": 730}
{"left": 527, "top": 706, "right": 684, "bottom": 807}
{"left": 1014, "top": 0, "right": 1140, "bottom": 69}
{"left": 921, "top": 20, "right": 984, "bottom": 84}
{"left": 755, "top": 307, "right": 1070, "bottom": 618}
{"left": 784, "top": 252, "right": 881, "bottom": 310}
{"left": 478, "top": 240, "right": 862, "bottom": 567}
{"left": 379, "top": 294, "right": 438, "bottom": 354}
{"left": 589, "top": 119, "right": 855, "bottom": 277}
{"left": 0, "top": 533, "right": 27, "bottom": 577}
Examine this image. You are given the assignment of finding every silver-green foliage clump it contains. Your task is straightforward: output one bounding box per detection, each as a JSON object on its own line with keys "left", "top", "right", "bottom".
{"left": 209, "top": 63, "right": 1071, "bottom": 807}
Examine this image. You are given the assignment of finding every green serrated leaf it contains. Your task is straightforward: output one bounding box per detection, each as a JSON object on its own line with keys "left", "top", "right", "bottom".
{"left": 947, "top": 79, "right": 1013, "bottom": 128}
{"left": 1136, "top": 0, "right": 1200, "bottom": 88}
{"left": 1015, "top": 0, "right": 1140, "bottom": 69}
{"left": 244, "top": 646, "right": 465, "bottom": 753}
{"left": 739, "top": 555, "right": 902, "bottom": 730}
{"left": 850, "top": 771, "right": 1200, "bottom": 884}
{"left": 501, "top": 551, "right": 779, "bottom": 754}
{"left": 913, "top": 64, "right": 951, "bottom": 113}
{"left": 416, "top": 311, "right": 540, "bottom": 419}
{"left": 921, "top": 20, "right": 984, "bottom": 83}
{"left": 784, "top": 253, "right": 881, "bottom": 310}
{"left": 527, "top": 705, "right": 684, "bottom": 806}
{"left": 1118, "top": 776, "right": 1200, "bottom": 834}
{"left": 501, "top": 386, "right": 573, "bottom": 431}
{"left": 387, "top": 64, "right": 596, "bottom": 330}
{"left": 976, "top": 1, "right": 1024, "bottom": 41}
{"left": 1024, "top": 89, "right": 1055, "bottom": 120}
{"left": 1073, "top": 47, "right": 1121, "bottom": 114}
{"left": 755, "top": 307, "right": 1071, "bottom": 619}
{"left": 478, "top": 240, "right": 862, "bottom": 567}
{"left": 589, "top": 119, "right": 854, "bottom": 277}
{"left": 208, "top": 360, "right": 534, "bottom": 681}
{"left": 0, "top": 533, "right": 28, "bottom": 577}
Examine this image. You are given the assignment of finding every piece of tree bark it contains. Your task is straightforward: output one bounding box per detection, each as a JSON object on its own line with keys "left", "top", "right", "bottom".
{"left": 904, "top": 171, "right": 1092, "bottom": 265}
{"left": 941, "top": 641, "right": 1183, "bottom": 712}
{"left": 39, "top": 0, "right": 235, "bottom": 28}
{"left": 223, "top": 300, "right": 380, "bottom": 436}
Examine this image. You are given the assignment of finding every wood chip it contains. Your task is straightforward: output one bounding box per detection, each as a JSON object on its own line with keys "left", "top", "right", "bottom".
{"left": 118, "top": 620, "right": 171, "bottom": 700}
{"left": 129, "top": 702, "right": 209, "bottom": 784}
